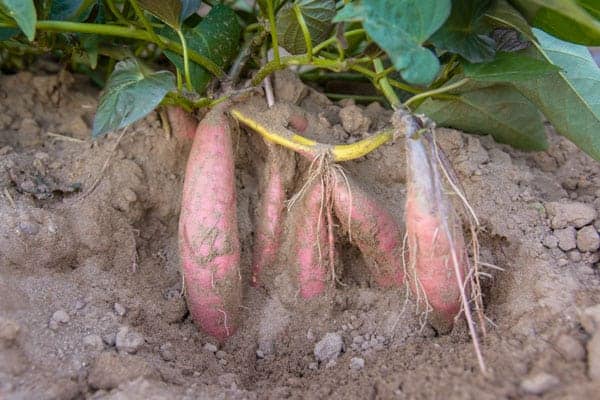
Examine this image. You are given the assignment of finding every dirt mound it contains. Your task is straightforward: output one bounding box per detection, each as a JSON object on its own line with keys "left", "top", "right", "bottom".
{"left": 1, "top": 70, "right": 599, "bottom": 399}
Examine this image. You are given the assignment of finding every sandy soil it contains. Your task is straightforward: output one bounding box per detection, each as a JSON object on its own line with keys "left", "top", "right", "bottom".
{"left": 1, "top": 69, "right": 600, "bottom": 399}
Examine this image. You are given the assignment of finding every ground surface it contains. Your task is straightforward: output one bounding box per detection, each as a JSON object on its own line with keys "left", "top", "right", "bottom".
{"left": 1, "top": 69, "right": 600, "bottom": 399}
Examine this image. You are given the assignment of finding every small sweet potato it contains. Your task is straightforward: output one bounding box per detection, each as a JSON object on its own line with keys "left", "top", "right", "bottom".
{"left": 167, "top": 106, "right": 197, "bottom": 141}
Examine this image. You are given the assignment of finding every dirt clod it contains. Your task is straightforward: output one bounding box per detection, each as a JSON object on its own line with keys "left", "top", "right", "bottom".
{"left": 314, "top": 333, "right": 343, "bottom": 363}
{"left": 115, "top": 327, "right": 144, "bottom": 354}
{"left": 555, "top": 227, "right": 577, "bottom": 251}
{"left": 588, "top": 334, "right": 600, "bottom": 380}
{"left": 577, "top": 226, "right": 600, "bottom": 252}
{"left": 88, "top": 352, "right": 156, "bottom": 390}
{"left": 520, "top": 372, "right": 561, "bottom": 395}
{"left": 556, "top": 334, "right": 586, "bottom": 361}
{"left": 546, "top": 201, "right": 597, "bottom": 229}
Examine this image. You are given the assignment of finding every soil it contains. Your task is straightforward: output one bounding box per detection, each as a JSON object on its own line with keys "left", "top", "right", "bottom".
{"left": 1, "top": 68, "right": 600, "bottom": 400}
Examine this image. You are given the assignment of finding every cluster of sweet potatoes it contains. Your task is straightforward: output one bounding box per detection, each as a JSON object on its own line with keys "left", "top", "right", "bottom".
{"left": 174, "top": 103, "right": 469, "bottom": 342}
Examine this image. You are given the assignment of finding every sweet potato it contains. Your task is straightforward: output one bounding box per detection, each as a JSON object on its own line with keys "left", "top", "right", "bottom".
{"left": 404, "top": 123, "right": 467, "bottom": 332}
{"left": 167, "top": 106, "right": 197, "bottom": 140}
{"left": 330, "top": 169, "right": 404, "bottom": 288}
{"left": 288, "top": 179, "right": 330, "bottom": 299}
{"left": 251, "top": 143, "right": 295, "bottom": 286}
{"left": 178, "top": 102, "right": 241, "bottom": 341}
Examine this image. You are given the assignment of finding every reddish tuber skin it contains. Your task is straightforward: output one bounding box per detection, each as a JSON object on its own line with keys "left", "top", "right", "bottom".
{"left": 405, "top": 135, "right": 466, "bottom": 332}
{"left": 251, "top": 144, "right": 295, "bottom": 286}
{"left": 288, "top": 179, "right": 330, "bottom": 299}
{"left": 167, "top": 106, "right": 197, "bottom": 140}
{"left": 178, "top": 102, "right": 241, "bottom": 341}
{"left": 331, "top": 169, "right": 404, "bottom": 288}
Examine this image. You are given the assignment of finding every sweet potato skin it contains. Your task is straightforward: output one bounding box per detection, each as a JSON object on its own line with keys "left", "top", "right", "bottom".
{"left": 178, "top": 102, "right": 241, "bottom": 341}
{"left": 167, "top": 106, "right": 197, "bottom": 140}
{"left": 405, "top": 137, "right": 466, "bottom": 332}
{"left": 331, "top": 170, "right": 404, "bottom": 288}
{"left": 288, "top": 180, "right": 329, "bottom": 299}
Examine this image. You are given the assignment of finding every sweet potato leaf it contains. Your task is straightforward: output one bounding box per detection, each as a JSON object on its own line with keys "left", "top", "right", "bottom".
{"left": 93, "top": 58, "right": 175, "bottom": 137}
{"left": 276, "top": 0, "right": 336, "bottom": 54}
{"left": 485, "top": 0, "right": 534, "bottom": 40}
{"left": 430, "top": 0, "right": 496, "bottom": 63}
{"left": 417, "top": 84, "right": 547, "bottom": 150}
{"left": 511, "top": 29, "right": 600, "bottom": 160}
{"left": 0, "top": 0, "right": 36, "bottom": 41}
{"left": 463, "top": 51, "right": 558, "bottom": 81}
{"left": 50, "top": 0, "right": 96, "bottom": 21}
{"left": 161, "top": 5, "right": 241, "bottom": 93}
{"left": 509, "top": 0, "right": 600, "bottom": 45}
{"left": 137, "top": 0, "right": 182, "bottom": 29}
{"left": 577, "top": 0, "right": 600, "bottom": 19}
{"left": 334, "top": 0, "right": 451, "bottom": 86}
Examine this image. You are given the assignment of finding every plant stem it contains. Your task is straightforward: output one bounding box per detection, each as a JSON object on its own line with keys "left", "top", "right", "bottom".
{"left": 175, "top": 28, "right": 193, "bottom": 91}
{"left": 266, "top": 0, "right": 280, "bottom": 64}
{"left": 373, "top": 58, "right": 400, "bottom": 108}
{"left": 129, "top": 0, "right": 161, "bottom": 45}
{"left": 403, "top": 78, "right": 469, "bottom": 108}
{"left": 251, "top": 55, "right": 349, "bottom": 85}
{"left": 105, "top": 0, "right": 129, "bottom": 26}
{"left": 293, "top": 3, "right": 312, "bottom": 61}
{"left": 324, "top": 93, "right": 386, "bottom": 103}
{"left": 0, "top": 20, "right": 225, "bottom": 77}
{"left": 312, "top": 29, "right": 365, "bottom": 55}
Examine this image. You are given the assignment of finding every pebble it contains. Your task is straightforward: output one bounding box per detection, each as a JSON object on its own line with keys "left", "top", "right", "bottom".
{"left": 580, "top": 304, "right": 600, "bottom": 334}
{"left": 339, "top": 105, "right": 371, "bottom": 135}
{"left": 542, "top": 234, "right": 558, "bottom": 249}
{"left": 520, "top": 372, "right": 560, "bottom": 395}
{"left": 308, "top": 362, "right": 318, "bottom": 370}
{"left": 52, "top": 309, "right": 70, "bottom": 324}
{"left": 314, "top": 333, "right": 343, "bottom": 362}
{"left": 159, "top": 342, "right": 176, "bottom": 361}
{"left": 115, "top": 326, "right": 144, "bottom": 354}
{"left": 256, "top": 349, "right": 265, "bottom": 359}
{"left": 350, "top": 357, "right": 365, "bottom": 370}
{"left": 554, "top": 227, "right": 577, "bottom": 251}
{"left": 0, "top": 317, "right": 21, "bottom": 346}
{"left": 74, "top": 300, "right": 86, "bottom": 310}
{"left": 83, "top": 334, "right": 105, "bottom": 351}
{"left": 577, "top": 226, "right": 600, "bottom": 252}
{"left": 102, "top": 332, "right": 116, "bottom": 347}
{"left": 203, "top": 343, "right": 218, "bottom": 353}
{"left": 113, "top": 303, "right": 126, "bottom": 317}
{"left": 353, "top": 335, "right": 364, "bottom": 344}
{"left": 555, "top": 334, "right": 585, "bottom": 361}
{"left": 568, "top": 250, "right": 582, "bottom": 262}
{"left": 216, "top": 350, "right": 227, "bottom": 359}
{"left": 546, "top": 201, "right": 597, "bottom": 229}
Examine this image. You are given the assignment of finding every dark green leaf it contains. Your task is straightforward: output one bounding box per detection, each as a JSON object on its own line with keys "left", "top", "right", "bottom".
{"left": 335, "top": 0, "right": 451, "bottom": 85}
{"left": 180, "top": 0, "right": 200, "bottom": 21}
{"left": 577, "top": 0, "right": 600, "bottom": 20}
{"left": 276, "top": 0, "right": 336, "bottom": 54}
{"left": 0, "top": 27, "right": 18, "bottom": 40}
{"left": 485, "top": 0, "right": 534, "bottom": 40}
{"left": 137, "top": 0, "right": 182, "bottom": 29}
{"left": 161, "top": 4, "right": 241, "bottom": 93}
{"left": 50, "top": 0, "right": 96, "bottom": 21}
{"left": 509, "top": 0, "right": 600, "bottom": 45}
{"left": 417, "top": 84, "right": 547, "bottom": 150}
{"left": 257, "top": 0, "right": 284, "bottom": 17}
{"left": 463, "top": 51, "right": 558, "bottom": 81}
{"left": 430, "top": 0, "right": 496, "bottom": 63}
{"left": 511, "top": 29, "right": 600, "bottom": 160}
{"left": 0, "top": 0, "right": 36, "bottom": 41}
{"left": 92, "top": 58, "right": 175, "bottom": 137}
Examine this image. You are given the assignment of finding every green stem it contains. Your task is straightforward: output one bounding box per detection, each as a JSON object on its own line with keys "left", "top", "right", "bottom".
{"left": 175, "top": 28, "right": 193, "bottom": 91}
{"left": 266, "top": 0, "right": 280, "bottom": 64}
{"left": 312, "top": 28, "right": 365, "bottom": 55}
{"left": 403, "top": 78, "right": 469, "bottom": 108}
{"left": 0, "top": 20, "right": 225, "bottom": 77}
{"left": 129, "top": 0, "right": 161, "bottom": 45}
{"left": 373, "top": 59, "right": 400, "bottom": 107}
{"left": 105, "top": 0, "right": 129, "bottom": 25}
{"left": 293, "top": 3, "right": 312, "bottom": 62}
{"left": 252, "top": 55, "right": 349, "bottom": 85}
{"left": 300, "top": 71, "right": 368, "bottom": 82}
{"left": 324, "top": 93, "right": 386, "bottom": 103}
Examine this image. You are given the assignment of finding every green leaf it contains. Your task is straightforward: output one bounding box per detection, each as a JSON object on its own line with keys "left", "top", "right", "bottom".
{"left": 430, "top": 0, "right": 496, "bottom": 63}
{"left": 509, "top": 0, "right": 600, "bottom": 45}
{"left": 577, "top": 0, "right": 600, "bottom": 19}
{"left": 161, "top": 4, "right": 241, "bottom": 93}
{"left": 180, "top": 0, "right": 201, "bottom": 21}
{"left": 50, "top": 0, "right": 96, "bottom": 21}
{"left": 335, "top": 0, "right": 451, "bottom": 86}
{"left": 511, "top": 29, "right": 600, "bottom": 160}
{"left": 417, "top": 84, "right": 547, "bottom": 150}
{"left": 92, "top": 58, "right": 175, "bottom": 137}
{"left": 0, "top": 0, "right": 36, "bottom": 41}
{"left": 137, "top": 0, "right": 182, "bottom": 29}
{"left": 463, "top": 51, "right": 559, "bottom": 81}
{"left": 0, "top": 27, "right": 18, "bottom": 40}
{"left": 485, "top": 0, "right": 534, "bottom": 40}
{"left": 276, "top": 0, "right": 336, "bottom": 54}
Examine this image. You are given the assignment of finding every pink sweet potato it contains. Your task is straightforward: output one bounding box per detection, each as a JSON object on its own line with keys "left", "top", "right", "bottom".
{"left": 288, "top": 179, "right": 330, "bottom": 299}
{"left": 331, "top": 169, "right": 404, "bottom": 288}
{"left": 404, "top": 123, "right": 467, "bottom": 332}
{"left": 251, "top": 144, "right": 295, "bottom": 287}
{"left": 178, "top": 102, "right": 241, "bottom": 341}
{"left": 167, "top": 106, "right": 197, "bottom": 140}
